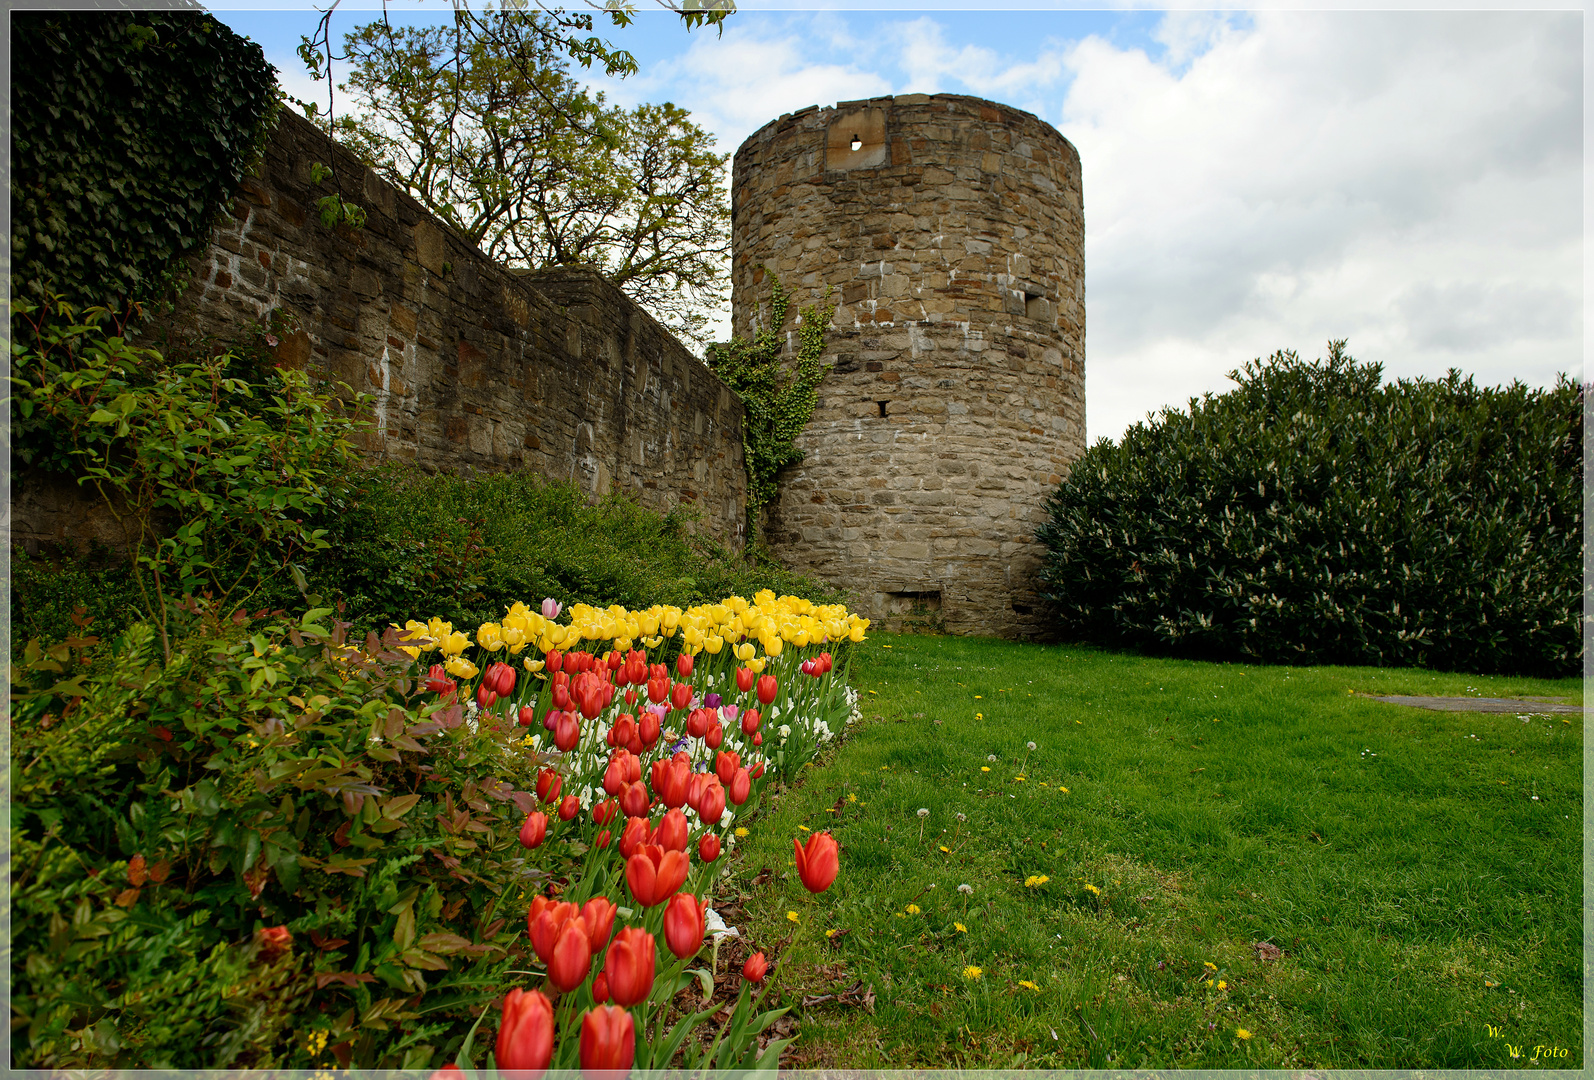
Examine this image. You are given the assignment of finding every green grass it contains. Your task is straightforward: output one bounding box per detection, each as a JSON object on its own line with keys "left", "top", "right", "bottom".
{"left": 724, "top": 633, "right": 1583, "bottom": 1069}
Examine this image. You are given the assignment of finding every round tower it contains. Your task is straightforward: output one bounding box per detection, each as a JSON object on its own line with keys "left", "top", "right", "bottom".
{"left": 730, "top": 93, "right": 1085, "bottom": 637}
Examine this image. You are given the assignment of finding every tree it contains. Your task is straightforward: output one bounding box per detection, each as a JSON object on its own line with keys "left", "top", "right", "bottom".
{"left": 307, "top": 5, "right": 731, "bottom": 346}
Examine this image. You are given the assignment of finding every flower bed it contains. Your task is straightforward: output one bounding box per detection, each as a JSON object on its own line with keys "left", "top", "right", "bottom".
{"left": 9, "top": 591, "right": 863, "bottom": 1071}
{"left": 396, "top": 591, "right": 866, "bottom": 1069}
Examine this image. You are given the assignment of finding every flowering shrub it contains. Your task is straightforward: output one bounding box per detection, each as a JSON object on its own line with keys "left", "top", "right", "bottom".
{"left": 11, "top": 589, "right": 862, "bottom": 1071}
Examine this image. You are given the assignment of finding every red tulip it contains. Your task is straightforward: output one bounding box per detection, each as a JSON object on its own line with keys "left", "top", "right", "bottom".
{"left": 548, "top": 915, "right": 593, "bottom": 993}
{"left": 579, "top": 1004, "right": 636, "bottom": 1071}
{"left": 528, "top": 900, "right": 579, "bottom": 963}
{"left": 663, "top": 892, "right": 704, "bottom": 960}
{"left": 715, "top": 751, "right": 740, "bottom": 786}
{"left": 552, "top": 685, "right": 573, "bottom": 711}
{"left": 619, "top": 779, "right": 651, "bottom": 819}
{"left": 698, "top": 832, "right": 721, "bottom": 862}
{"left": 477, "top": 682, "right": 498, "bottom": 710}
{"left": 603, "top": 756, "right": 629, "bottom": 797}
{"left": 638, "top": 710, "right": 660, "bottom": 748}
{"left": 794, "top": 831, "right": 840, "bottom": 893}
{"left": 656, "top": 758, "right": 690, "bottom": 809}
{"left": 654, "top": 807, "right": 689, "bottom": 852}
{"left": 519, "top": 811, "right": 548, "bottom": 849}
{"left": 741, "top": 708, "right": 761, "bottom": 735}
{"left": 595, "top": 828, "right": 611, "bottom": 848}
{"left": 819, "top": 651, "right": 833, "bottom": 674}
{"left": 519, "top": 704, "right": 538, "bottom": 727}
{"left": 593, "top": 798, "right": 619, "bottom": 826}
{"left": 647, "top": 675, "right": 669, "bottom": 703}
{"left": 603, "top": 926, "right": 656, "bottom": 1006}
{"left": 618, "top": 816, "right": 652, "bottom": 859}
{"left": 425, "top": 664, "right": 455, "bottom": 695}
{"left": 752, "top": 732, "right": 763, "bottom": 747}
{"left": 669, "top": 682, "right": 692, "bottom": 711}
{"left": 735, "top": 667, "right": 755, "bottom": 693}
{"left": 625, "top": 844, "right": 689, "bottom": 907}
{"left": 554, "top": 711, "right": 581, "bottom": 752}
{"left": 536, "top": 767, "right": 561, "bottom": 804}
{"left": 749, "top": 760, "right": 765, "bottom": 779}
{"left": 559, "top": 793, "right": 580, "bottom": 821}
{"left": 429, "top": 1066, "right": 462, "bottom": 1080}
{"left": 686, "top": 708, "right": 711, "bottom": 739}
{"left": 698, "top": 777, "right": 726, "bottom": 826}
{"left": 606, "top": 650, "right": 624, "bottom": 672}
{"left": 545, "top": 649, "right": 563, "bottom": 671}
{"left": 756, "top": 674, "right": 778, "bottom": 705}
{"left": 685, "top": 773, "right": 709, "bottom": 813}
{"left": 496, "top": 988, "right": 555, "bottom": 1072}
{"left": 580, "top": 896, "right": 618, "bottom": 953}
{"left": 729, "top": 768, "right": 751, "bottom": 806}
{"left": 801, "top": 658, "right": 817, "bottom": 676}
{"left": 676, "top": 652, "right": 694, "bottom": 677}
{"left": 591, "top": 970, "right": 610, "bottom": 1003}
{"left": 487, "top": 661, "right": 516, "bottom": 697}
{"left": 705, "top": 723, "right": 724, "bottom": 750}
{"left": 624, "top": 687, "right": 637, "bottom": 707}
{"left": 611, "top": 715, "right": 638, "bottom": 753}
{"left": 743, "top": 952, "right": 768, "bottom": 983}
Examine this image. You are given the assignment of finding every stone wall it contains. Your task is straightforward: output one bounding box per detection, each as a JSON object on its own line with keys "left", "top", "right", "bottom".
{"left": 11, "top": 107, "right": 746, "bottom": 553}
{"left": 731, "top": 94, "right": 1085, "bottom": 637}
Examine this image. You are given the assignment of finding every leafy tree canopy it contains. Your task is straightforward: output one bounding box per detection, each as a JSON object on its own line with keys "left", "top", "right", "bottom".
{"left": 302, "top": 3, "right": 731, "bottom": 347}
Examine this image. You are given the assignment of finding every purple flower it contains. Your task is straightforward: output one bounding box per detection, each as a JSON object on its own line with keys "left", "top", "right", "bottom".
{"left": 704, "top": 692, "right": 722, "bottom": 710}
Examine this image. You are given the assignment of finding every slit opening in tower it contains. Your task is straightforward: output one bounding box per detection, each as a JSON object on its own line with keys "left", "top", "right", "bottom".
{"left": 877, "top": 400, "right": 889, "bottom": 418}
{"left": 1024, "top": 291, "right": 1048, "bottom": 320}
{"left": 850, "top": 134, "right": 862, "bottom": 151}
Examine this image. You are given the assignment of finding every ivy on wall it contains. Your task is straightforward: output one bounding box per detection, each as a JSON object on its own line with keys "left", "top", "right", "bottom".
{"left": 705, "top": 274, "right": 836, "bottom": 535}
{"left": 11, "top": 11, "right": 280, "bottom": 314}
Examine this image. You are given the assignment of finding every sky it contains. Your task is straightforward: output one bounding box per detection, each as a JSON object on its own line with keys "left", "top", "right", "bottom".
{"left": 208, "top": 1, "right": 1585, "bottom": 445}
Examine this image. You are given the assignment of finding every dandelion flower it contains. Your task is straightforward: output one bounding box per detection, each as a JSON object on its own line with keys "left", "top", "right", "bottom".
{"left": 1018, "top": 979, "right": 1041, "bottom": 992}
{"left": 1204, "top": 961, "right": 1217, "bottom": 971}
{"left": 787, "top": 911, "right": 800, "bottom": 923}
{"left": 1217, "top": 980, "right": 1227, "bottom": 990}
{"left": 1206, "top": 979, "right": 1214, "bottom": 987}
{"left": 987, "top": 754, "right": 997, "bottom": 762}
{"left": 939, "top": 845, "right": 950, "bottom": 852}
{"left": 975, "top": 712, "right": 983, "bottom": 720}
{"left": 1083, "top": 883, "right": 1100, "bottom": 895}
{"left": 956, "top": 813, "right": 966, "bottom": 822}
{"left": 981, "top": 766, "right": 991, "bottom": 773}
{"left": 1014, "top": 776, "right": 1026, "bottom": 782}
{"left": 954, "top": 922, "right": 967, "bottom": 933}
{"left": 735, "top": 827, "right": 749, "bottom": 838}
{"left": 906, "top": 904, "right": 921, "bottom": 915}
{"left": 1024, "top": 874, "right": 1050, "bottom": 888}
{"left": 962, "top": 965, "right": 983, "bottom": 980}
{"left": 847, "top": 793, "right": 858, "bottom": 803}
{"left": 825, "top": 928, "right": 838, "bottom": 938}
{"left": 1236, "top": 1028, "right": 1253, "bottom": 1040}
{"left": 1060, "top": 787, "right": 1069, "bottom": 794}
{"left": 958, "top": 883, "right": 973, "bottom": 895}
{"left": 917, "top": 808, "right": 930, "bottom": 818}
{"left": 1027, "top": 741, "right": 1037, "bottom": 751}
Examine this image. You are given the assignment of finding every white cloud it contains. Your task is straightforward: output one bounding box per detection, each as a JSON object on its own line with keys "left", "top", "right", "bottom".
{"left": 1057, "top": 10, "right": 1581, "bottom": 441}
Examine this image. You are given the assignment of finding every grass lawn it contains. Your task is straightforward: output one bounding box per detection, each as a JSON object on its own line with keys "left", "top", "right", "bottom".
{"left": 722, "top": 633, "right": 1583, "bottom": 1069}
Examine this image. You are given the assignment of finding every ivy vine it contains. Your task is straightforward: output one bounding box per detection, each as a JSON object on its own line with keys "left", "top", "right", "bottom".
{"left": 705, "top": 273, "right": 836, "bottom": 535}
{"left": 10, "top": 12, "right": 280, "bottom": 316}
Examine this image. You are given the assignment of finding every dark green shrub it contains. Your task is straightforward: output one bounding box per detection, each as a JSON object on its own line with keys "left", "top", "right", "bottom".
{"left": 1036, "top": 343, "right": 1583, "bottom": 676}
{"left": 274, "top": 465, "right": 846, "bottom": 636}
{"left": 11, "top": 11, "right": 278, "bottom": 314}
{"left": 10, "top": 606, "right": 547, "bottom": 1069}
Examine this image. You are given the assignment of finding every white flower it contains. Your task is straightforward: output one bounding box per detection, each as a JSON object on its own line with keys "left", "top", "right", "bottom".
{"left": 917, "top": 808, "right": 930, "bottom": 818}
{"left": 703, "top": 907, "right": 740, "bottom": 940}
{"left": 956, "top": 812, "right": 966, "bottom": 822}
{"left": 1027, "top": 741, "right": 1037, "bottom": 751}
{"left": 958, "top": 883, "right": 973, "bottom": 895}
{"left": 987, "top": 754, "right": 997, "bottom": 762}
{"left": 778, "top": 724, "right": 792, "bottom": 738}
{"left": 719, "top": 808, "right": 735, "bottom": 828}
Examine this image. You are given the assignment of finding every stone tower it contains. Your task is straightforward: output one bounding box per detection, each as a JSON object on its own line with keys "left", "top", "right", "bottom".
{"left": 730, "top": 93, "right": 1085, "bottom": 637}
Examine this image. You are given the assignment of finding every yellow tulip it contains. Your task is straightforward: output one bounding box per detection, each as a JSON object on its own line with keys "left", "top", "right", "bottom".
{"left": 444, "top": 656, "right": 479, "bottom": 679}
{"left": 523, "top": 658, "right": 545, "bottom": 673}
{"left": 439, "top": 631, "right": 471, "bottom": 656}
{"left": 546, "top": 625, "right": 567, "bottom": 646}
{"left": 704, "top": 634, "right": 724, "bottom": 654}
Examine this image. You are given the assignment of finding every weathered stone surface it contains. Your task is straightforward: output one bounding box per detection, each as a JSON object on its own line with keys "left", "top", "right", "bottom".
{"left": 732, "top": 94, "right": 1085, "bottom": 637}
{"left": 152, "top": 109, "right": 746, "bottom": 546}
